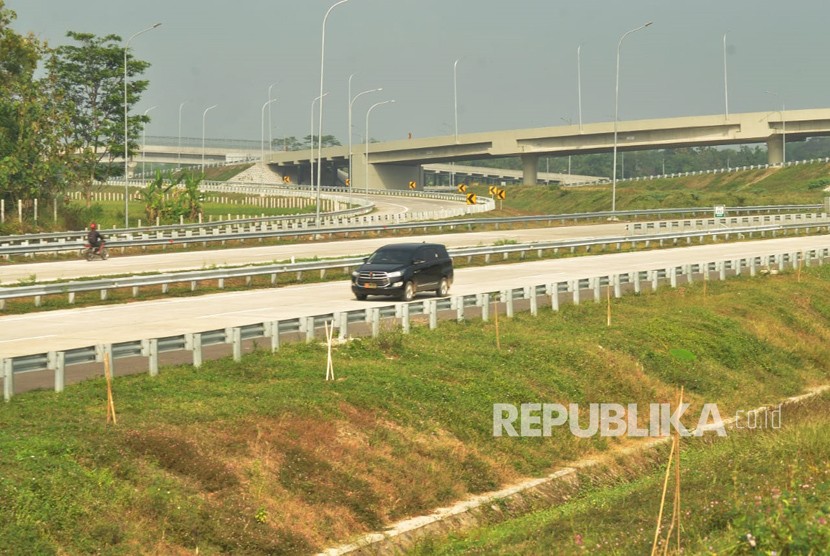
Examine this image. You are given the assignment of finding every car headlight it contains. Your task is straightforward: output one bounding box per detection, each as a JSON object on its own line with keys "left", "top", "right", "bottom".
{"left": 351, "top": 270, "right": 359, "bottom": 277}
{"left": 386, "top": 271, "right": 402, "bottom": 279}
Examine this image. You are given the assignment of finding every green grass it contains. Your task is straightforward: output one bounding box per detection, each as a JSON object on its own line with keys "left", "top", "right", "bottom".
{"left": 407, "top": 394, "right": 830, "bottom": 555}
{"left": 1, "top": 266, "right": 830, "bottom": 553}
{"left": 472, "top": 162, "right": 830, "bottom": 216}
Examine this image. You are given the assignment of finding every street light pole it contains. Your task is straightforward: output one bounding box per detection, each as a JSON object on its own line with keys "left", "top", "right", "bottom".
{"left": 365, "top": 100, "right": 395, "bottom": 196}
{"left": 201, "top": 104, "right": 217, "bottom": 173}
{"left": 123, "top": 22, "right": 161, "bottom": 228}
{"left": 317, "top": 0, "right": 351, "bottom": 206}
{"left": 312, "top": 92, "right": 328, "bottom": 226}
{"left": 268, "top": 82, "right": 278, "bottom": 155}
{"left": 577, "top": 45, "right": 583, "bottom": 132}
{"left": 349, "top": 85, "right": 382, "bottom": 205}
{"left": 261, "top": 98, "right": 278, "bottom": 162}
{"left": 765, "top": 90, "right": 786, "bottom": 164}
{"left": 141, "top": 105, "right": 157, "bottom": 179}
{"left": 723, "top": 33, "right": 729, "bottom": 119}
{"left": 611, "top": 21, "right": 652, "bottom": 215}
{"left": 452, "top": 58, "right": 460, "bottom": 189}
{"left": 177, "top": 100, "right": 187, "bottom": 171}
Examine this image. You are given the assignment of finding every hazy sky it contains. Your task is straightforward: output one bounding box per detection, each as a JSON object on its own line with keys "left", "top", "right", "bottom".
{"left": 7, "top": 0, "right": 830, "bottom": 145}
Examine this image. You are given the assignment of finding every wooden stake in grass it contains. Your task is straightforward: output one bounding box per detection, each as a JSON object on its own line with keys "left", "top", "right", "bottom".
{"left": 324, "top": 320, "right": 335, "bottom": 381}
{"left": 104, "top": 352, "right": 117, "bottom": 425}
{"left": 797, "top": 251, "right": 803, "bottom": 283}
{"left": 651, "top": 387, "right": 684, "bottom": 556}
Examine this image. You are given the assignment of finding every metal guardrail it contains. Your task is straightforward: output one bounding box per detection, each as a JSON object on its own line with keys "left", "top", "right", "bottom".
{"left": 0, "top": 203, "right": 818, "bottom": 257}
{"left": 3, "top": 246, "right": 827, "bottom": 401}
{"left": 2, "top": 219, "right": 828, "bottom": 307}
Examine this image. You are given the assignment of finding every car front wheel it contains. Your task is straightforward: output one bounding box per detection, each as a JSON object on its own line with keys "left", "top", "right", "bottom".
{"left": 435, "top": 277, "right": 449, "bottom": 297}
{"left": 401, "top": 281, "right": 415, "bottom": 302}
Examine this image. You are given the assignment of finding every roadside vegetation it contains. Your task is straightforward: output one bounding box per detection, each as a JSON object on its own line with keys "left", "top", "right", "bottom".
{"left": 1, "top": 265, "right": 829, "bottom": 554}
{"left": 470, "top": 161, "right": 830, "bottom": 217}
{"left": 409, "top": 392, "right": 830, "bottom": 555}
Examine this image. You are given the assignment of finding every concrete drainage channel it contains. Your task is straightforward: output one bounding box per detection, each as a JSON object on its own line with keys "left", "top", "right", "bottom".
{"left": 318, "top": 385, "right": 830, "bottom": 555}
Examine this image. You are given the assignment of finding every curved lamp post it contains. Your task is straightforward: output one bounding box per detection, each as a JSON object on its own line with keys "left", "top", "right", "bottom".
{"left": 201, "top": 104, "right": 217, "bottom": 173}
{"left": 177, "top": 100, "right": 187, "bottom": 171}
{"left": 312, "top": 92, "right": 328, "bottom": 226}
{"left": 141, "top": 105, "right": 157, "bottom": 179}
{"left": 268, "top": 81, "right": 279, "bottom": 155}
{"left": 765, "top": 90, "right": 786, "bottom": 164}
{"left": 316, "top": 0, "right": 351, "bottom": 204}
{"left": 349, "top": 84, "right": 382, "bottom": 204}
{"left": 611, "top": 21, "right": 652, "bottom": 216}
{"left": 365, "top": 100, "right": 395, "bottom": 195}
{"left": 261, "top": 98, "right": 278, "bottom": 162}
{"left": 123, "top": 22, "right": 161, "bottom": 227}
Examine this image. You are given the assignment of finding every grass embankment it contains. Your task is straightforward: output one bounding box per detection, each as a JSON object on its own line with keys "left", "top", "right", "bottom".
{"left": 2, "top": 266, "right": 830, "bottom": 553}
{"left": 472, "top": 162, "right": 830, "bottom": 217}
{"left": 410, "top": 393, "right": 830, "bottom": 555}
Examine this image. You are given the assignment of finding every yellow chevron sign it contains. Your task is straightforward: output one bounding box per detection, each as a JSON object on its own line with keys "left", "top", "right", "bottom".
{"left": 466, "top": 193, "right": 477, "bottom": 205}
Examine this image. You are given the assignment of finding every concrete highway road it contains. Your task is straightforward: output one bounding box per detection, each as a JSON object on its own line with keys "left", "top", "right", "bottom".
{"left": 0, "top": 222, "right": 629, "bottom": 284}
{"left": 1, "top": 235, "right": 828, "bottom": 359}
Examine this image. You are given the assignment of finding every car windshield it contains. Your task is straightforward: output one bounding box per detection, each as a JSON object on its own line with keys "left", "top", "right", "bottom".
{"left": 367, "top": 248, "right": 413, "bottom": 264}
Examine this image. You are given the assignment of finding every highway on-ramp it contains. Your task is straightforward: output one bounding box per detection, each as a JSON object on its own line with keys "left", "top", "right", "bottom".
{"left": 2, "top": 235, "right": 828, "bottom": 359}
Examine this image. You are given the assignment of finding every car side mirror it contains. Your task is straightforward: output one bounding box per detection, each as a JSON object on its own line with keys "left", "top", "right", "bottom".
{"left": 362, "top": 257, "right": 368, "bottom": 263}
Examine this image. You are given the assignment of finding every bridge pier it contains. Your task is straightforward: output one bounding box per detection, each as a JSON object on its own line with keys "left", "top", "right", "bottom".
{"left": 767, "top": 135, "right": 784, "bottom": 165}
{"left": 521, "top": 153, "right": 539, "bottom": 185}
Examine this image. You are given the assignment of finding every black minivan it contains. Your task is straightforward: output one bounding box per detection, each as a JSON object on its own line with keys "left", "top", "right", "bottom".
{"left": 351, "top": 242, "right": 454, "bottom": 301}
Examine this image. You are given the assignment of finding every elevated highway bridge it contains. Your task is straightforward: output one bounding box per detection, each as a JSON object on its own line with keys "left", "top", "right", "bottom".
{"left": 136, "top": 108, "right": 830, "bottom": 189}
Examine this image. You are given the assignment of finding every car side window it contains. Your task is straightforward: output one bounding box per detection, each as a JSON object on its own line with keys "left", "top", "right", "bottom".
{"left": 423, "top": 248, "right": 439, "bottom": 261}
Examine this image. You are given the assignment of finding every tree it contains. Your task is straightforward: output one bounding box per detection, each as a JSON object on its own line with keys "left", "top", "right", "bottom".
{"left": 48, "top": 31, "right": 152, "bottom": 205}
{"left": 301, "top": 134, "right": 341, "bottom": 149}
{"left": 0, "top": 1, "right": 74, "bottom": 221}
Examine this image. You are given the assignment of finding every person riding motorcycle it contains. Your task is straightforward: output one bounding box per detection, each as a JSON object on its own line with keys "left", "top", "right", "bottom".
{"left": 87, "top": 223, "right": 105, "bottom": 254}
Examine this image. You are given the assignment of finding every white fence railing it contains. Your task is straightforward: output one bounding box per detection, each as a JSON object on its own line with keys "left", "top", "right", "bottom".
{"left": 3, "top": 246, "right": 827, "bottom": 401}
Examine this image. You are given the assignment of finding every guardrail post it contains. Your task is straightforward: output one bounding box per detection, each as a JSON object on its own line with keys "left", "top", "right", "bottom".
{"left": 804, "top": 250, "right": 812, "bottom": 267}
{"left": 685, "top": 264, "right": 693, "bottom": 285}
{"left": 613, "top": 274, "right": 622, "bottom": 298}
{"left": 3, "top": 358, "right": 13, "bottom": 401}
{"left": 186, "top": 333, "right": 203, "bottom": 367}
{"left": 338, "top": 312, "right": 349, "bottom": 340}
{"left": 401, "top": 303, "right": 411, "bottom": 333}
{"left": 528, "top": 287, "right": 538, "bottom": 316}
{"left": 428, "top": 300, "right": 438, "bottom": 329}
{"left": 549, "top": 283, "right": 560, "bottom": 311}
{"left": 371, "top": 308, "right": 380, "bottom": 338}
{"left": 733, "top": 258, "right": 742, "bottom": 276}
{"left": 670, "top": 267, "right": 678, "bottom": 288}
{"left": 718, "top": 261, "right": 727, "bottom": 280}
{"left": 455, "top": 296, "right": 465, "bottom": 322}
{"left": 571, "top": 281, "right": 580, "bottom": 305}
{"left": 145, "top": 338, "right": 159, "bottom": 377}
{"left": 650, "top": 270, "right": 659, "bottom": 291}
{"left": 479, "top": 294, "right": 490, "bottom": 321}
{"left": 305, "top": 317, "right": 315, "bottom": 343}
{"left": 592, "top": 278, "right": 601, "bottom": 302}
{"left": 633, "top": 271, "right": 641, "bottom": 294}
{"left": 53, "top": 352, "right": 65, "bottom": 393}
{"left": 231, "top": 327, "right": 242, "bottom": 361}
{"left": 504, "top": 290, "right": 514, "bottom": 318}
{"left": 749, "top": 257, "right": 757, "bottom": 277}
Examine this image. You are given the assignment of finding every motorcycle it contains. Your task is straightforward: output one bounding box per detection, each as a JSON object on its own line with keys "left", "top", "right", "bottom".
{"left": 80, "top": 243, "right": 109, "bottom": 261}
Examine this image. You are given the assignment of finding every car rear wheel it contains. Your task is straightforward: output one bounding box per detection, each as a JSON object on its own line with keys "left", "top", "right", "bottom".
{"left": 435, "top": 277, "right": 449, "bottom": 297}
{"left": 401, "top": 281, "right": 415, "bottom": 302}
